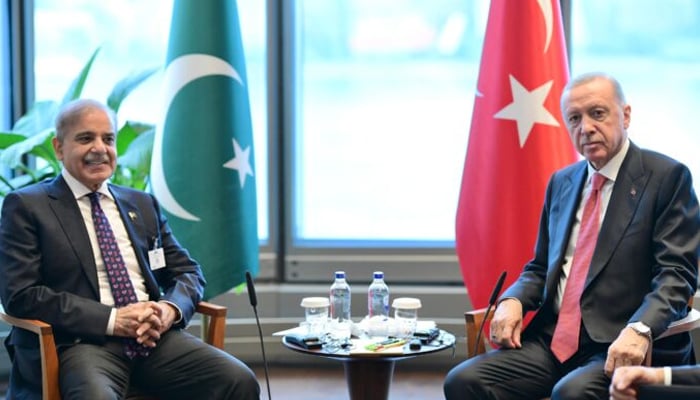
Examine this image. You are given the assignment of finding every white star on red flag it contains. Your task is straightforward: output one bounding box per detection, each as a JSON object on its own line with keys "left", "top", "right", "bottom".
{"left": 494, "top": 75, "right": 560, "bottom": 148}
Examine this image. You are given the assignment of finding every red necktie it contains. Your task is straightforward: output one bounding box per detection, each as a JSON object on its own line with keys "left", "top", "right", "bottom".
{"left": 550, "top": 173, "right": 607, "bottom": 363}
{"left": 88, "top": 192, "right": 149, "bottom": 358}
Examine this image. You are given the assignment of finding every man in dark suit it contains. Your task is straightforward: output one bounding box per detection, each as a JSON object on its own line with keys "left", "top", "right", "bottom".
{"left": 444, "top": 72, "right": 700, "bottom": 399}
{"left": 0, "top": 99, "right": 260, "bottom": 399}
{"left": 610, "top": 364, "right": 700, "bottom": 399}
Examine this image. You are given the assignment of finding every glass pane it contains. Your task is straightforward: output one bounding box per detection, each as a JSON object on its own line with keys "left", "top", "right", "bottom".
{"left": 571, "top": 0, "right": 700, "bottom": 190}
{"left": 294, "top": 0, "right": 489, "bottom": 243}
{"left": 0, "top": 1, "right": 9, "bottom": 131}
{"left": 33, "top": 0, "right": 269, "bottom": 240}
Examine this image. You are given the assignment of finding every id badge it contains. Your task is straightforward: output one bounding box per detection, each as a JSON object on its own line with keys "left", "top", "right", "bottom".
{"left": 149, "top": 248, "right": 166, "bottom": 270}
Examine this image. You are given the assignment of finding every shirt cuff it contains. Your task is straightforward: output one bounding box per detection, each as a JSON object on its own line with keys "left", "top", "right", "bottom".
{"left": 106, "top": 308, "right": 117, "bottom": 335}
{"left": 663, "top": 366, "right": 672, "bottom": 385}
{"left": 159, "top": 300, "right": 183, "bottom": 324}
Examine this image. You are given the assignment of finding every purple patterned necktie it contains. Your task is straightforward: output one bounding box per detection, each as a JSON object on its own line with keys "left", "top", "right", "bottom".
{"left": 88, "top": 192, "right": 149, "bottom": 358}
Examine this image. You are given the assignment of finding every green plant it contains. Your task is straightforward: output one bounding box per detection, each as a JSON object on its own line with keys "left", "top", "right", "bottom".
{"left": 0, "top": 47, "right": 158, "bottom": 197}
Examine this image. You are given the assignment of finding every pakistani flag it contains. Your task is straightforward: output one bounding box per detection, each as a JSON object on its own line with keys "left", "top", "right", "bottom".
{"left": 152, "top": 0, "right": 258, "bottom": 300}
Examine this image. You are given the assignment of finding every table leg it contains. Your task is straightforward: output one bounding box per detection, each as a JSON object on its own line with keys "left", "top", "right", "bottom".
{"left": 343, "top": 358, "right": 396, "bottom": 400}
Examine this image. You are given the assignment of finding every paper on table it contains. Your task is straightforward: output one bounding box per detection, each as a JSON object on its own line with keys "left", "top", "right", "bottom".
{"left": 349, "top": 339, "right": 406, "bottom": 355}
{"left": 274, "top": 320, "right": 437, "bottom": 337}
{"left": 273, "top": 326, "right": 307, "bottom": 336}
{"left": 657, "top": 309, "right": 700, "bottom": 340}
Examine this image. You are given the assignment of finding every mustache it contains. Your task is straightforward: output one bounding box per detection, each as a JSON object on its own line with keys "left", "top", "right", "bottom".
{"left": 84, "top": 152, "right": 110, "bottom": 164}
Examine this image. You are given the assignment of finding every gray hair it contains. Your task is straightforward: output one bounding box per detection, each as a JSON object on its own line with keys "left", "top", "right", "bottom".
{"left": 561, "top": 72, "right": 627, "bottom": 107}
{"left": 54, "top": 99, "right": 117, "bottom": 142}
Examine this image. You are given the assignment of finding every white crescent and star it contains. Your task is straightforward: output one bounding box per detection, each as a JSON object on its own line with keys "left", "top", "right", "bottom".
{"left": 478, "top": 0, "right": 561, "bottom": 148}
{"left": 152, "top": 54, "right": 254, "bottom": 221}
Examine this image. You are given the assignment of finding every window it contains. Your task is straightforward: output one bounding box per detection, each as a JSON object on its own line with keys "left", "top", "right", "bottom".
{"left": 292, "top": 0, "right": 488, "bottom": 244}
{"left": 0, "top": 1, "right": 10, "bottom": 131}
{"left": 570, "top": 0, "right": 700, "bottom": 189}
{"left": 284, "top": 0, "right": 488, "bottom": 282}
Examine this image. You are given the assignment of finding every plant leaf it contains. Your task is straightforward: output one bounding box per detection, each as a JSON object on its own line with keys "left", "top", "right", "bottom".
{"left": 61, "top": 47, "right": 101, "bottom": 105}
{"left": 118, "top": 127, "right": 153, "bottom": 172}
{"left": 0, "top": 128, "right": 56, "bottom": 168}
{"left": 107, "top": 67, "right": 160, "bottom": 113}
{"left": 116, "top": 120, "right": 154, "bottom": 156}
{"left": 11, "top": 101, "right": 60, "bottom": 135}
{"left": 0, "top": 132, "right": 31, "bottom": 149}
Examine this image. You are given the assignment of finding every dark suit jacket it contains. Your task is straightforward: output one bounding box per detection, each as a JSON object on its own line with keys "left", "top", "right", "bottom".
{"left": 0, "top": 175, "right": 206, "bottom": 348}
{"left": 671, "top": 365, "right": 700, "bottom": 385}
{"left": 501, "top": 142, "right": 700, "bottom": 364}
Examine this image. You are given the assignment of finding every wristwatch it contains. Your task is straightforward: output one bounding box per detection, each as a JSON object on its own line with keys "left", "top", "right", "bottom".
{"left": 628, "top": 321, "right": 652, "bottom": 341}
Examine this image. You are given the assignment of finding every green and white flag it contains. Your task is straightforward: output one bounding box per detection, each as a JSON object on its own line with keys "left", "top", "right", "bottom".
{"left": 152, "top": 0, "right": 258, "bottom": 300}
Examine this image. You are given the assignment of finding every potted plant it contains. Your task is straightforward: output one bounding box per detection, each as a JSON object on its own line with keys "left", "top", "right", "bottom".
{"left": 0, "top": 47, "right": 158, "bottom": 199}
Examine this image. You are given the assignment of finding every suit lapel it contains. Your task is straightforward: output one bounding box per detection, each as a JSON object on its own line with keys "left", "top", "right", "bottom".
{"left": 109, "top": 186, "right": 147, "bottom": 264}
{"left": 109, "top": 185, "right": 160, "bottom": 297}
{"left": 587, "top": 144, "right": 648, "bottom": 284}
{"left": 46, "top": 176, "right": 101, "bottom": 298}
{"left": 546, "top": 163, "right": 587, "bottom": 294}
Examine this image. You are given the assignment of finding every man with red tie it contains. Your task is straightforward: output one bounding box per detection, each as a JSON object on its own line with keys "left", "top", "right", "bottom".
{"left": 444, "top": 72, "right": 700, "bottom": 399}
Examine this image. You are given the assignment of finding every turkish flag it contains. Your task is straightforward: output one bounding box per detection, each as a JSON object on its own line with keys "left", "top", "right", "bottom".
{"left": 456, "top": 0, "right": 578, "bottom": 310}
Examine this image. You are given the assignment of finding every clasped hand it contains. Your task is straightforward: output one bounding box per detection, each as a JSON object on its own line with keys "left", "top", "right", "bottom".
{"left": 114, "top": 301, "right": 177, "bottom": 348}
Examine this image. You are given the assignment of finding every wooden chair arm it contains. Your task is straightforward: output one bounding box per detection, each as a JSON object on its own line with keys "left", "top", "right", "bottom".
{"left": 465, "top": 307, "right": 491, "bottom": 359}
{"left": 195, "top": 301, "right": 227, "bottom": 349}
{"left": 0, "top": 308, "right": 60, "bottom": 400}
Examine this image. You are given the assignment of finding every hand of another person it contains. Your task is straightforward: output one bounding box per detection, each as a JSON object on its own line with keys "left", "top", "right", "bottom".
{"left": 489, "top": 298, "right": 523, "bottom": 349}
{"left": 609, "top": 365, "right": 664, "bottom": 400}
{"left": 604, "top": 326, "right": 650, "bottom": 376}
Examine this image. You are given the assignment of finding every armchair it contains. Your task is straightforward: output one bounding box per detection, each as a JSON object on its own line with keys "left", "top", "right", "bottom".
{"left": 0, "top": 301, "right": 227, "bottom": 400}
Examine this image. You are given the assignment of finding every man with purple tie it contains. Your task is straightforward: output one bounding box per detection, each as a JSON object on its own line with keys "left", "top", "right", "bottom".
{"left": 0, "top": 99, "right": 260, "bottom": 399}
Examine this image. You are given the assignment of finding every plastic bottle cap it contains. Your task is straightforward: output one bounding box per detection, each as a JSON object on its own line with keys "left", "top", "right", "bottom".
{"left": 392, "top": 297, "right": 421, "bottom": 309}
{"left": 301, "top": 297, "right": 330, "bottom": 308}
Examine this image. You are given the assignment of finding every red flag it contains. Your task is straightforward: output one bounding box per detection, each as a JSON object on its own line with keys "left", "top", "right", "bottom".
{"left": 456, "top": 0, "right": 578, "bottom": 310}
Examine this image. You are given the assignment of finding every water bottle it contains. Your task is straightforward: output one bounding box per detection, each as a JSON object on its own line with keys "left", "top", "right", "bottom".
{"left": 329, "top": 271, "right": 351, "bottom": 322}
{"left": 367, "top": 271, "right": 390, "bottom": 318}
